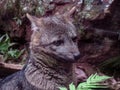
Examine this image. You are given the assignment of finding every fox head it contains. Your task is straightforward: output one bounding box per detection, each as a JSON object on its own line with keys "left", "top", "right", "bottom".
{"left": 27, "top": 10, "right": 80, "bottom": 63}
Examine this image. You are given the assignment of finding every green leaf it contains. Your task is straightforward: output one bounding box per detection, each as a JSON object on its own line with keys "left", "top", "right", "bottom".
{"left": 0, "top": 34, "right": 6, "bottom": 42}
{"left": 58, "top": 87, "right": 67, "bottom": 90}
{"left": 9, "top": 43, "right": 16, "bottom": 47}
{"left": 86, "top": 73, "right": 111, "bottom": 84}
{"left": 8, "top": 49, "right": 24, "bottom": 59}
{"left": 4, "top": 34, "right": 10, "bottom": 42}
{"left": 76, "top": 73, "right": 111, "bottom": 90}
{"left": 0, "top": 34, "right": 11, "bottom": 53}
{"left": 0, "top": 43, "right": 9, "bottom": 52}
{"left": 69, "top": 83, "right": 76, "bottom": 90}
{"left": 0, "top": 34, "right": 24, "bottom": 60}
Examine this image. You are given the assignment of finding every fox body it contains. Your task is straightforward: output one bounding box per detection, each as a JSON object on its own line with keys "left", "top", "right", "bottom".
{"left": 0, "top": 11, "right": 80, "bottom": 90}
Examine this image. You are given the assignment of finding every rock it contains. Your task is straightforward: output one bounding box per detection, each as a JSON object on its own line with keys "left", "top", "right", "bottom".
{"left": 52, "top": 0, "right": 72, "bottom": 4}
{"left": 76, "top": 0, "right": 114, "bottom": 20}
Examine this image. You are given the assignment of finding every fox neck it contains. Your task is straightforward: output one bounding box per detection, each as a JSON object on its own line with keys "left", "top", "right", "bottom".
{"left": 24, "top": 49, "right": 73, "bottom": 90}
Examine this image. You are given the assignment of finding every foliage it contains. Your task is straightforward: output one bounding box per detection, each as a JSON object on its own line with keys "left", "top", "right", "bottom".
{"left": 59, "top": 73, "right": 111, "bottom": 90}
{"left": 13, "top": 17, "right": 22, "bottom": 26}
{"left": 0, "top": 0, "right": 45, "bottom": 17}
{"left": 0, "top": 34, "right": 24, "bottom": 61}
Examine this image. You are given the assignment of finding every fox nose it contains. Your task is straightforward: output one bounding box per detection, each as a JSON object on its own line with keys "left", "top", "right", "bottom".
{"left": 74, "top": 52, "right": 80, "bottom": 60}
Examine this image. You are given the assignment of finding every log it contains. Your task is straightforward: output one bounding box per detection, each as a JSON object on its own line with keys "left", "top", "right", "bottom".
{"left": 0, "top": 62, "right": 23, "bottom": 78}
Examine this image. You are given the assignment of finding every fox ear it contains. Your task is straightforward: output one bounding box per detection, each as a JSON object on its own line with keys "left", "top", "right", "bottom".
{"left": 26, "top": 13, "right": 40, "bottom": 31}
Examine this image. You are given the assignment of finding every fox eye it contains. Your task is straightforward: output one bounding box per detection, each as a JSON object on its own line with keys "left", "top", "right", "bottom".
{"left": 72, "top": 37, "right": 77, "bottom": 42}
{"left": 53, "top": 40, "right": 64, "bottom": 46}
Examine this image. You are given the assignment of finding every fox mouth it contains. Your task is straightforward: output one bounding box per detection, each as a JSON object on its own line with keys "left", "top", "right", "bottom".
{"left": 51, "top": 53, "right": 80, "bottom": 63}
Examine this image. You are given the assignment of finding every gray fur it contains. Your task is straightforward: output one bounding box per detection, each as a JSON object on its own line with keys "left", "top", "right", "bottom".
{"left": 0, "top": 14, "right": 80, "bottom": 90}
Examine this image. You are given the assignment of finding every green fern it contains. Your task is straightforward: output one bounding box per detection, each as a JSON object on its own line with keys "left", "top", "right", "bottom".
{"left": 0, "top": 34, "right": 24, "bottom": 61}
{"left": 59, "top": 73, "right": 111, "bottom": 90}
{"left": 77, "top": 73, "right": 111, "bottom": 90}
{"left": 7, "top": 48, "right": 24, "bottom": 59}
{"left": 0, "top": 34, "right": 15, "bottom": 53}
{"left": 59, "top": 87, "right": 67, "bottom": 90}
{"left": 69, "top": 83, "right": 76, "bottom": 90}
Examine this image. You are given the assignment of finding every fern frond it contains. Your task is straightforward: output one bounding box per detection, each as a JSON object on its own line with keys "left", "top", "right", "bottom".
{"left": 59, "top": 73, "right": 111, "bottom": 90}
{"left": 69, "top": 83, "right": 76, "bottom": 90}
{"left": 77, "top": 73, "right": 111, "bottom": 90}
{"left": 87, "top": 73, "right": 111, "bottom": 83}
{"left": 58, "top": 87, "right": 67, "bottom": 90}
